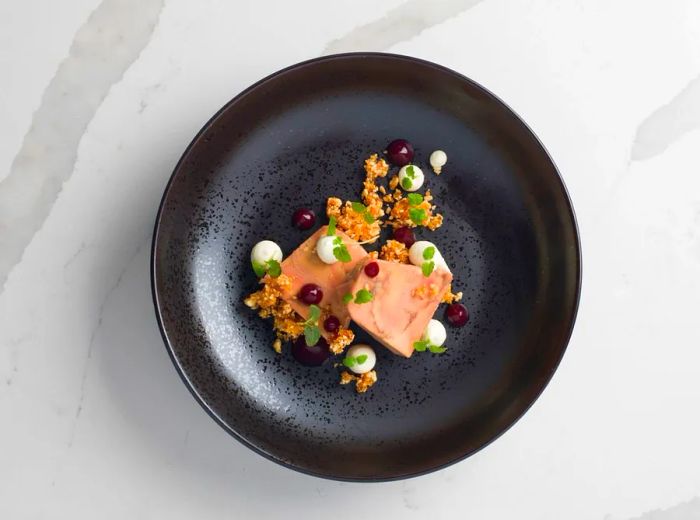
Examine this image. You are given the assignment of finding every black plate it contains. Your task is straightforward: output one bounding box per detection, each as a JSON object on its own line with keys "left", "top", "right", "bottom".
{"left": 151, "top": 53, "right": 581, "bottom": 481}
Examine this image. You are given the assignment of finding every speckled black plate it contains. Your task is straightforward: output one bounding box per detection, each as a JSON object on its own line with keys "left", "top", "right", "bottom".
{"left": 151, "top": 53, "right": 581, "bottom": 481}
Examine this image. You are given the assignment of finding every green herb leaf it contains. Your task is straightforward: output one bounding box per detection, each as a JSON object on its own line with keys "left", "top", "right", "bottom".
{"left": 422, "top": 261, "right": 435, "bottom": 277}
{"left": 351, "top": 201, "right": 366, "bottom": 213}
{"left": 407, "top": 193, "right": 423, "bottom": 206}
{"left": 350, "top": 201, "right": 375, "bottom": 224}
{"left": 406, "top": 165, "right": 416, "bottom": 179}
{"left": 342, "top": 293, "right": 353, "bottom": 304}
{"left": 252, "top": 261, "right": 267, "bottom": 278}
{"left": 266, "top": 259, "right": 281, "bottom": 277}
{"left": 307, "top": 304, "right": 321, "bottom": 323}
{"left": 354, "top": 288, "right": 373, "bottom": 304}
{"left": 428, "top": 344, "right": 447, "bottom": 354}
{"left": 327, "top": 216, "right": 337, "bottom": 236}
{"left": 343, "top": 353, "right": 369, "bottom": 368}
{"left": 333, "top": 243, "right": 352, "bottom": 263}
{"left": 413, "top": 340, "right": 429, "bottom": 352}
{"left": 422, "top": 246, "right": 435, "bottom": 260}
{"left": 304, "top": 324, "right": 321, "bottom": 346}
{"left": 401, "top": 177, "right": 413, "bottom": 190}
{"left": 409, "top": 207, "right": 426, "bottom": 224}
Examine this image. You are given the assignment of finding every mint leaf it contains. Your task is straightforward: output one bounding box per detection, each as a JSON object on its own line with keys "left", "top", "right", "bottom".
{"left": 413, "top": 340, "right": 429, "bottom": 352}
{"left": 351, "top": 201, "right": 366, "bottom": 213}
{"left": 356, "top": 354, "right": 368, "bottom": 364}
{"left": 354, "top": 289, "right": 373, "bottom": 304}
{"left": 428, "top": 344, "right": 447, "bottom": 354}
{"left": 266, "top": 259, "right": 281, "bottom": 277}
{"left": 401, "top": 177, "right": 413, "bottom": 190}
{"left": 304, "top": 324, "right": 321, "bottom": 346}
{"left": 252, "top": 261, "right": 267, "bottom": 278}
{"left": 351, "top": 201, "right": 375, "bottom": 224}
{"left": 327, "top": 216, "right": 337, "bottom": 236}
{"left": 342, "top": 357, "right": 356, "bottom": 368}
{"left": 409, "top": 207, "right": 426, "bottom": 225}
{"left": 407, "top": 193, "right": 423, "bottom": 206}
{"left": 334, "top": 243, "right": 352, "bottom": 263}
{"left": 307, "top": 304, "right": 321, "bottom": 323}
{"left": 406, "top": 165, "right": 416, "bottom": 179}
{"left": 422, "top": 261, "right": 435, "bottom": 277}
{"left": 342, "top": 293, "right": 353, "bottom": 304}
{"left": 423, "top": 246, "right": 435, "bottom": 260}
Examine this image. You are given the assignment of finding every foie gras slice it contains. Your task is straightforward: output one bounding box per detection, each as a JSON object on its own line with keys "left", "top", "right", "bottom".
{"left": 280, "top": 226, "right": 368, "bottom": 333}
{"left": 347, "top": 259, "right": 452, "bottom": 357}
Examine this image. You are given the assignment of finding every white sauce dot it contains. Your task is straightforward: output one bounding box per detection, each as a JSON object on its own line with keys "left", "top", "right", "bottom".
{"left": 316, "top": 235, "right": 338, "bottom": 264}
{"left": 398, "top": 164, "right": 424, "bottom": 192}
{"left": 408, "top": 241, "right": 451, "bottom": 273}
{"left": 345, "top": 344, "right": 376, "bottom": 374}
{"left": 422, "top": 319, "right": 447, "bottom": 347}
{"left": 429, "top": 150, "right": 447, "bottom": 174}
{"left": 250, "top": 240, "right": 283, "bottom": 266}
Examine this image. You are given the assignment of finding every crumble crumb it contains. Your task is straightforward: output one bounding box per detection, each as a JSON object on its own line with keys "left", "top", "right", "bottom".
{"left": 356, "top": 371, "right": 377, "bottom": 393}
{"left": 389, "top": 175, "right": 399, "bottom": 191}
{"left": 244, "top": 274, "right": 304, "bottom": 349}
{"left": 339, "top": 371, "right": 355, "bottom": 385}
{"left": 329, "top": 327, "right": 354, "bottom": 355}
{"left": 326, "top": 197, "right": 381, "bottom": 242}
{"left": 412, "top": 283, "right": 440, "bottom": 300}
{"left": 339, "top": 370, "right": 378, "bottom": 393}
{"left": 379, "top": 239, "right": 409, "bottom": 264}
{"left": 386, "top": 189, "right": 443, "bottom": 230}
{"left": 441, "top": 286, "right": 463, "bottom": 304}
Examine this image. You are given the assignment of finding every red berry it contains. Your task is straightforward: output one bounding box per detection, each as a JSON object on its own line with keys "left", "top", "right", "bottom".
{"left": 445, "top": 303, "right": 469, "bottom": 327}
{"left": 323, "top": 315, "right": 340, "bottom": 333}
{"left": 386, "top": 139, "right": 414, "bottom": 166}
{"left": 364, "top": 261, "right": 380, "bottom": 278}
{"left": 292, "top": 336, "right": 330, "bottom": 366}
{"left": 393, "top": 226, "right": 416, "bottom": 248}
{"left": 298, "top": 283, "right": 323, "bottom": 305}
{"left": 292, "top": 208, "right": 315, "bottom": 230}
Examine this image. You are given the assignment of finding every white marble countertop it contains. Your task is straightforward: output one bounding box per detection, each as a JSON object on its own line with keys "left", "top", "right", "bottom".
{"left": 2, "top": 1, "right": 700, "bottom": 518}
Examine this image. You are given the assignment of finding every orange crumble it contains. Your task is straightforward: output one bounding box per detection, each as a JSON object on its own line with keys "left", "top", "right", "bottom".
{"left": 340, "top": 370, "right": 378, "bottom": 393}
{"left": 243, "top": 274, "right": 304, "bottom": 349}
{"left": 329, "top": 327, "right": 354, "bottom": 355}
{"left": 441, "top": 285, "right": 463, "bottom": 304}
{"left": 386, "top": 189, "right": 443, "bottom": 230}
{"left": 326, "top": 154, "right": 389, "bottom": 243}
{"left": 412, "top": 282, "right": 440, "bottom": 300}
{"left": 326, "top": 197, "right": 381, "bottom": 242}
{"left": 388, "top": 174, "right": 399, "bottom": 191}
{"left": 379, "top": 239, "right": 409, "bottom": 264}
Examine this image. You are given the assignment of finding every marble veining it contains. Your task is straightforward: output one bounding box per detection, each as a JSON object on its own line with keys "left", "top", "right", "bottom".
{"left": 0, "top": 0, "right": 164, "bottom": 291}
{"left": 324, "top": 0, "right": 485, "bottom": 54}
{"left": 631, "top": 72, "right": 700, "bottom": 161}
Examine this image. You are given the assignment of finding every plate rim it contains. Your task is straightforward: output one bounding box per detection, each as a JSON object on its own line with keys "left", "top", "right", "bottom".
{"left": 150, "top": 51, "right": 582, "bottom": 482}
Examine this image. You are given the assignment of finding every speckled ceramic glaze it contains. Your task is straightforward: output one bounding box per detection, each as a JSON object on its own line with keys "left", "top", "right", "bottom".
{"left": 151, "top": 53, "right": 581, "bottom": 481}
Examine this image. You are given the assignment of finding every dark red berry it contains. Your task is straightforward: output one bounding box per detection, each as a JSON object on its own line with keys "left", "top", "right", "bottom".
{"left": 393, "top": 226, "right": 416, "bottom": 248}
{"left": 386, "top": 139, "right": 414, "bottom": 166}
{"left": 292, "top": 208, "right": 316, "bottom": 230}
{"left": 364, "top": 261, "right": 380, "bottom": 278}
{"left": 445, "top": 303, "right": 469, "bottom": 327}
{"left": 323, "top": 315, "right": 340, "bottom": 333}
{"left": 292, "top": 336, "right": 330, "bottom": 366}
{"left": 298, "top": 283, "right": 323, "bottom": 305}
